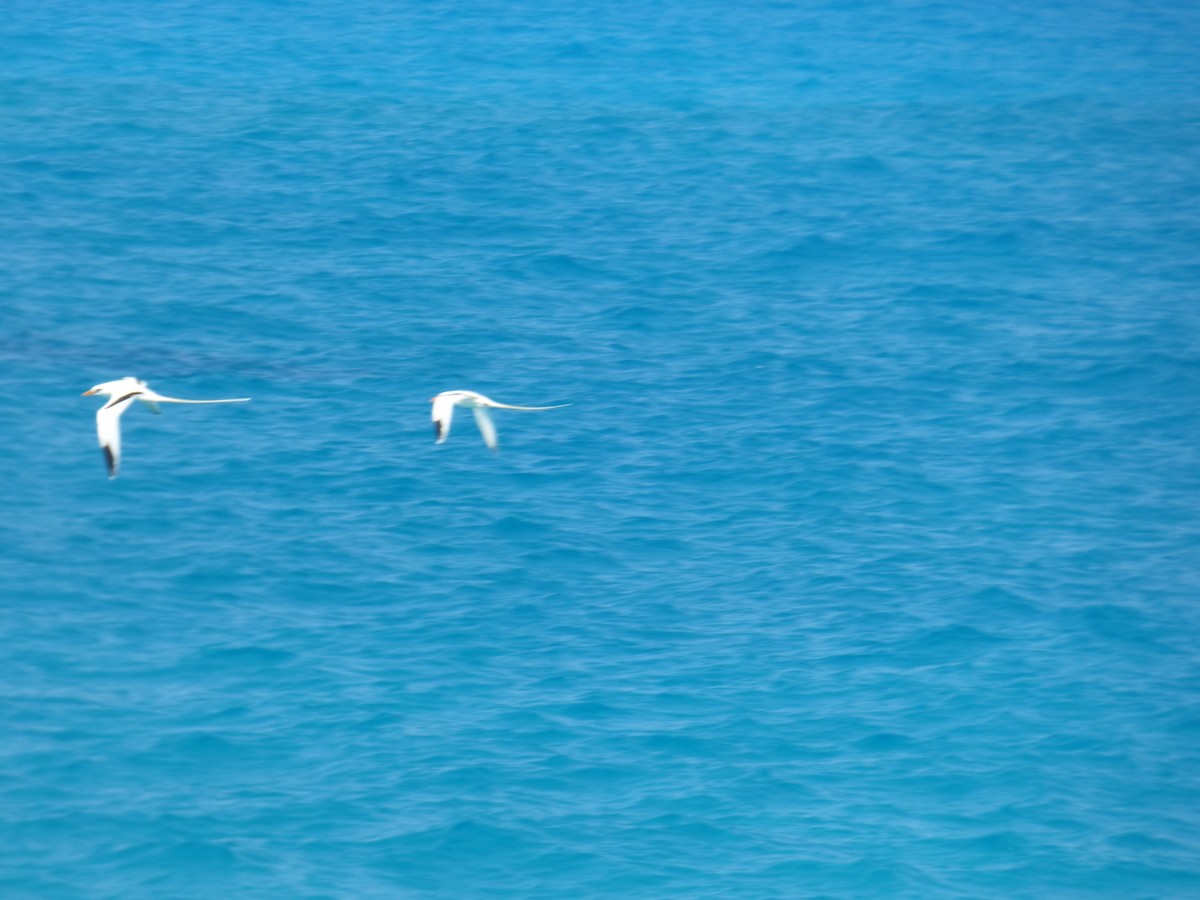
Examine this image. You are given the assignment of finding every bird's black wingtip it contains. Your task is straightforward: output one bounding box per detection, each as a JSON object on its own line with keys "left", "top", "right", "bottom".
{"left": 103, "top": 446, "right": 117, "bottom": 478}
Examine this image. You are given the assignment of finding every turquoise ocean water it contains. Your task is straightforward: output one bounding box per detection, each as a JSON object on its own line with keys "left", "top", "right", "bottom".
{"left": 3, "top": 1, "right": 1200, "bottom": 896}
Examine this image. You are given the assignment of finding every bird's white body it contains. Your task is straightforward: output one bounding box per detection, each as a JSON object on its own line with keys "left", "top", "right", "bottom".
{"left": 430, "top": 389, "right": 568, "bottom": 450}
{"left": 82, "top": 377, "right": 250, "bottom": 478}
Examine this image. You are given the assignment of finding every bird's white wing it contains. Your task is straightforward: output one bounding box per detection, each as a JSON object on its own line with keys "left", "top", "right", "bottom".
{"left": 472, "top": 407, "right": 499, "bottom": 450}
{"left": 96, "top": 398, "right": 136, "bottom": 478}
{"left": 432, "top": 394, "right": 457, "bottom": 444}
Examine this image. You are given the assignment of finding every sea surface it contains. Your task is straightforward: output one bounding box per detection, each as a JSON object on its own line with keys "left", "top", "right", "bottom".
{"left": 2, "top": 1, "right": 1200, "bottom": 897}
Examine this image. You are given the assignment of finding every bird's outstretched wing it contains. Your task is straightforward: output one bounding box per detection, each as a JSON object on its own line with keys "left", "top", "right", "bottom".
{"left": 96, "top": 398, "right": 136, "bottom": 478}
{"left": 432, "top": 394, "right": 457, "bottom": 444}
{"left": 472, "top": 407, "right": 499, "bottom": 450}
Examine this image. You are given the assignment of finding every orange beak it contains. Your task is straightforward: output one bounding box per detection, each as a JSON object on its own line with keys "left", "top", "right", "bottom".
{"left": 82, "top": 389, "right": 98, "bottom": 396}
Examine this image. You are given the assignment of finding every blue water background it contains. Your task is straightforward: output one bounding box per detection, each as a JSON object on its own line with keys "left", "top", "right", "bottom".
{"left": 3, "top": 1, "right": 1200, "bottom": 896}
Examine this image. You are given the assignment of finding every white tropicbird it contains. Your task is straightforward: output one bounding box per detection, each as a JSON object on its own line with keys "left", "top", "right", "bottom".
{"left": 430, "top": 390, "right": 568, "bottom": 451}
{"left": 82, "top": 377, "right": 250, "bottom": 478}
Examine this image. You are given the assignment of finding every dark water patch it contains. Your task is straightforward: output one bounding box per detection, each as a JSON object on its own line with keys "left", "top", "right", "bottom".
{"left": 1073, "top": 603, "right": 1179, "bottom": 652}
{"left": 854, "top": 731, "right": 915, "bottom": 753}
{"left": 183, "top": 645, "right": 297, "bottom": 671}
{"left": 899, "top": 624, "right": 1008, "bottom": 665}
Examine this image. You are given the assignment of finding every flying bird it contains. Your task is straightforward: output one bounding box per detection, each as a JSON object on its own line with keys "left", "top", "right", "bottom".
{"left": 430, "top": 390, "right": 568, "bottom": 450}
{"left": 82, "top": 377, "right": 250, "bottom": 478}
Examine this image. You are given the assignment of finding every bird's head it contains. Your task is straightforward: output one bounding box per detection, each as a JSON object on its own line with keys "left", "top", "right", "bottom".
{"left": 82, "top": 377, "right": 139, "bottom": 397}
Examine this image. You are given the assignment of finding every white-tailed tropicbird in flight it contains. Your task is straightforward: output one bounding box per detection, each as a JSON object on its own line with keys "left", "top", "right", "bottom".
{"left": 430, "top": 390, "right": 568, "bottom": 451}
{"left": 82, "top": 377, "right": 250, "bottom": 478}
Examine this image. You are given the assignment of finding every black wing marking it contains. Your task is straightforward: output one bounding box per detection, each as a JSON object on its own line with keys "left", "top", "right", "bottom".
{"left": 104, "top": 390, "right": 143, "bottom": 409}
